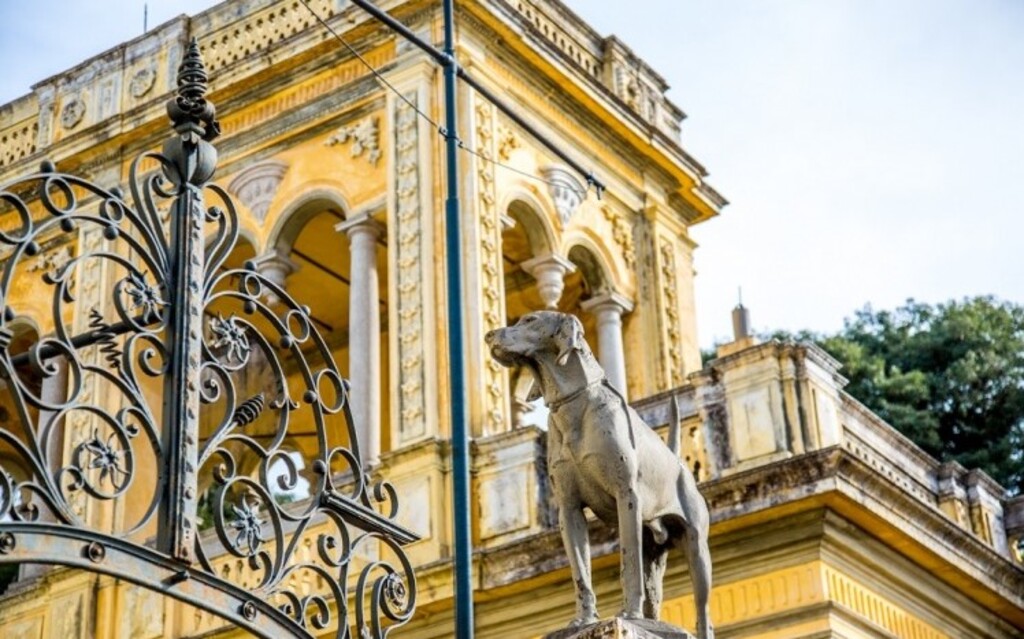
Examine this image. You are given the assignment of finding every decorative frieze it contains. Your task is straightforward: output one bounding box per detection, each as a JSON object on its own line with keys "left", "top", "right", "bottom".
{"left": 392, "top": 91, "right": 427, "bottom": 439}
{"left": 325, "top": 116, "right": 381, "bottom": 165}
{"left": 475, "top": 99, "right": 510, "bottom": 434}
{"left": 659, "top": 241, "right": 684, "bottom": 387}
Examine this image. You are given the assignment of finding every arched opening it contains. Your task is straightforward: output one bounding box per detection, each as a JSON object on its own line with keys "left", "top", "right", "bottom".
{"left": 269, "top": 197, "right": 391, "bottom": 463}
{"left": 499, "top": 199, "right": 562, "bottom": 429}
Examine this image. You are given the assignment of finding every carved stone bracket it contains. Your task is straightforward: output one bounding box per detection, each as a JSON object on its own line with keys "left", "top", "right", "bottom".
{"left": 226, "top": 159, "right": 288, "bottom": 223}
{"left": 541, "top": 165, "right": 585, "bottom": 226}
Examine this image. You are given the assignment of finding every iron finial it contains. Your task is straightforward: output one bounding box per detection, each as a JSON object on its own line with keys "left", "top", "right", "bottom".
{"left": 167, "top": 37, "right": 220, "bottom": 143}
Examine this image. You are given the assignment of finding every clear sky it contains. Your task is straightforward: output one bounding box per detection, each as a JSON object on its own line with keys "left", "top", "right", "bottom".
{"left": 2, "top": 1, "right": 1022, "bottom": 347}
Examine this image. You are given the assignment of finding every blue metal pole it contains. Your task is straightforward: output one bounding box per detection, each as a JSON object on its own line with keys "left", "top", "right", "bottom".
{"left": 442, "top": 1, "right": 474, "bottom": 637}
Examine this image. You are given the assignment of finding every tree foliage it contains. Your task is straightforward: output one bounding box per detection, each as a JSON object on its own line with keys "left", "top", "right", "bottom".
{"left": 772, "top": 297, "right": 1024, "bottom": 494}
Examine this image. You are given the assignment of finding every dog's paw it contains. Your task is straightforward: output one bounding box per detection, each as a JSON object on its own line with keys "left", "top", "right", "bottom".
{"left": 616, "top": 609, "right": 643, "bottom": 621}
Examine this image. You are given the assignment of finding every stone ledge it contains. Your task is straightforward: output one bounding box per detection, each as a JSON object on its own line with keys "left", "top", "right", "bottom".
{"left": 543, "top": 618, "right": 694, "bottom": 639}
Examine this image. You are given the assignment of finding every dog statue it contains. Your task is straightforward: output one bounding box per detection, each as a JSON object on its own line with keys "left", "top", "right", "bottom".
{"left": 486, "top": 311, "right": 713, "bottom": 638}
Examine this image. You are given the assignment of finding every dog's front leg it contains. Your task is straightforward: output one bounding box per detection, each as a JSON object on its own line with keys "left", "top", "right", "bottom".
{"left": 616, "top": 484, "right": 645, "bottom": 619}
{"left": 559, "top": 504, "right": 598, "bottom": 627}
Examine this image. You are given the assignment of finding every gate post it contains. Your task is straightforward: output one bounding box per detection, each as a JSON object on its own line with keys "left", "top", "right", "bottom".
{"left": 155, "top": 38, "right": 220, "bottom": 563}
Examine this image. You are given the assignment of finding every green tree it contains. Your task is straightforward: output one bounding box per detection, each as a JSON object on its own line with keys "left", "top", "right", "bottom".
{"left": 788, "top": 297, "right": 1024, "bottom": 494}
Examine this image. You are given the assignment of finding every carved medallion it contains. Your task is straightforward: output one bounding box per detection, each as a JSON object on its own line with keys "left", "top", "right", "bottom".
{"left": 60, "top": 97, "right": 86, "bottom": 130}
{"left": 129, "top": 66, "right": 157, "bottom": 99}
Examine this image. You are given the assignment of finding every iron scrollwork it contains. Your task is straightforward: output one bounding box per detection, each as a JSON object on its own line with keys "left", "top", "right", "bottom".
{"left": 0, "top": 38, "right": 417, "bottom": 638}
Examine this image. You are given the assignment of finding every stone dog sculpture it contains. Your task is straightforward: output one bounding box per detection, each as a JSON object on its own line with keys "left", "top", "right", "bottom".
{"left": 486, "top": 311, "right": 713, "bottom": 638}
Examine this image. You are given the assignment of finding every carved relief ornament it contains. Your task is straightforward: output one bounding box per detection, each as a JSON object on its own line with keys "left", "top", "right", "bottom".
{"left": 61, "top": 97, "right": 86, "bottom": 130}
{"left": 129, "top": 66, "right": 157, "bottom": 99}
{"left": 326, "top": 116, "right": 381, "bottom": 165}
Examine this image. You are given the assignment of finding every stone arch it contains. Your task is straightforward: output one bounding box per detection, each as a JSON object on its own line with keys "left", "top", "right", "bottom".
{"left": 561, "top": 226, "right": 632, "bottom": 299}
{"left": 500, "top": 188, "right": 558, "bottom": 258}
{"left": 266, "top": 188, "right": 351, "bottom": 254}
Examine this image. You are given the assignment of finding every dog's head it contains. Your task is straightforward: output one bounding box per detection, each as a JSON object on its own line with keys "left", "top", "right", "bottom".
{"left": 485, "top": 311, "right": 587, "bottom": 369}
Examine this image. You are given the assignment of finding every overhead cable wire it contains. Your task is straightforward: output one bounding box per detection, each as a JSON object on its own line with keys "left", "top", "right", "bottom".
{"left": 297, "top": 0, "right": 591, "bottom": 202}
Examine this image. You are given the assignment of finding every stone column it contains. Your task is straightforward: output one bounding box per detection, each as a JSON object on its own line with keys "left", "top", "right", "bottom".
{"left": 336, "top": 213, "right": 385, "bottom": 467}
{"left": 521, "top": 253, "right": 576, "bottom": 309}
{"left": 581, "top": 292, "right": 634, "bottom": 398}
{"left": 252, "top": 249, "right": 298, "bottom": 306}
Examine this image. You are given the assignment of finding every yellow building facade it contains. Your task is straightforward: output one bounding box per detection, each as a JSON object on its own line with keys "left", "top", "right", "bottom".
{"left": 0, "top": 1, "right": 1021, "bottom": 638}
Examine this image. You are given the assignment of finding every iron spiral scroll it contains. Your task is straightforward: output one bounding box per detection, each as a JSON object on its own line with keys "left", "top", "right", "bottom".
{"left": 0, "top": 39, "right": 418, "bottom": 638}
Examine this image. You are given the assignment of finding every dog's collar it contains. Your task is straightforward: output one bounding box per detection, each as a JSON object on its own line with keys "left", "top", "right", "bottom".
{"left": 546, "top": 379, "right": 603, "bottom": 412}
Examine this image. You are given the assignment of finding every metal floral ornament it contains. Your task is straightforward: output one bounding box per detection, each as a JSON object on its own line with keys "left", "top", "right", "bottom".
{"left": 0, "top": 38, "right": 417, "bottom": 638}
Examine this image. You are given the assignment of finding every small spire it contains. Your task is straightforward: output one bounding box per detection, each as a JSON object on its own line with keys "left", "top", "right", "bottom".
{"left": 732, "top": 288, "right": 750, "bottom": 340}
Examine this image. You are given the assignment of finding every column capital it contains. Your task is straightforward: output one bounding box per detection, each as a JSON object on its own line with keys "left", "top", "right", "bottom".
{"left": 335, "top": 211, "right": 385, "bottom": 239}
{"left": 520, "top": 252, "right": 575, "bottom": 276}
{"left": 521, "top": 253, "right": 576, "bottom": 310}
{"left": 252, "top": 248, "right": 298, "bottom": 275}
{"left": 581, "top": 290, "right": 634, "bottom": 316}
{"left": 251, "top": 249, "right": 299, "bottom": 306}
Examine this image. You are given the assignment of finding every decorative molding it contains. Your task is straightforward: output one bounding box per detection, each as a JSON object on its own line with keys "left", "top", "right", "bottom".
{"left": 541, "top": 165, "right": 585, "bottom": 227}
{"left": 822, "top": 564, "right": 946, "bottom": 638}
{"left": 474, "top": 98, "right": 508, "bottom": 435}
{"left": 659, "top": 241, "right": 684, "bottom": 387}
{"left": 603, "top": 205, "right": 636, "bottom": 270}
{"left": 216, "top": 48, "right": 393, "bottom": 139}
{"left": 60, "top": 97, "right": 86, "bottom": 130}
{"left": 393, "top": 91, "right": 427, "bottom": 440}
{"left": 326, "top": 116, "right": 381, "bottom": 165}
{"left": 226, "top": 159, "right": 289, "bottom": 224}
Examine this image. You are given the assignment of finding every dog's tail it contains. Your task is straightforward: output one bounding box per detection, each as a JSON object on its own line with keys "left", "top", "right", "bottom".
{"left": 668, "top": 392, "right": 681, "bottom": 456}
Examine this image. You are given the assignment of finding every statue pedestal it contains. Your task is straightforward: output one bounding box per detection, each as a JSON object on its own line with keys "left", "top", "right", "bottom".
{"left": 543, "top": 618, "right": 694, "bottom": 639}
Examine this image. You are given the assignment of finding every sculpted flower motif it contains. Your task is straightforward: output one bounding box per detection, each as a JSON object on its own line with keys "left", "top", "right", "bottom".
{"left": 210, "top": 313, "right": 251, "bottom": 364}
{"left": 124, "top": 270, "right": 166, "bottom": 322}
{"left": 83, "top": 429, "right": 128, "bottom": 488}
{"left": 230, "top": 498, "right": 265, "bottom": 555}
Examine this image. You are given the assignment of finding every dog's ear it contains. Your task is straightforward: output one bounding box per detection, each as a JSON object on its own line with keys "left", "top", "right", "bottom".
{"left": 554, "top": 314, "right": 585, "bottom": 366}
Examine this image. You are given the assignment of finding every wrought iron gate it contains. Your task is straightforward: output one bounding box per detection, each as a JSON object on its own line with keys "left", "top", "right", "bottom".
{"left": 0, "top": 39, "right": 417, "bottom": 638}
